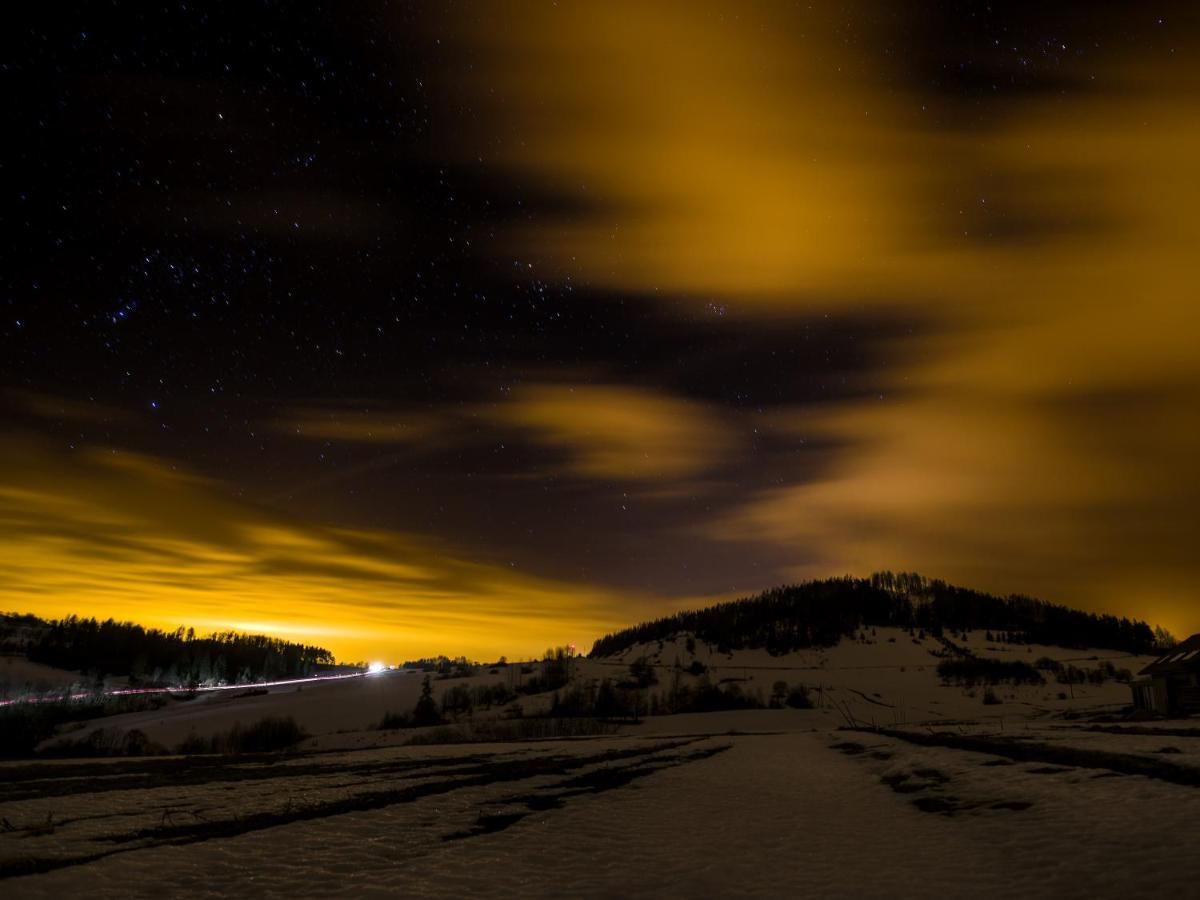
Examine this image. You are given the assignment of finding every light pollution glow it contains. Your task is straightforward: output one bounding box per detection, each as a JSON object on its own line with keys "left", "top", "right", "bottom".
{"left": 3, "top": 3, "right": 1198, "bottom": 657}
{"left": 0, "top": 434, "right": 652, "bottom": 662}
{"left": 434, "top": 2, "right": 1200, "bottom": 639}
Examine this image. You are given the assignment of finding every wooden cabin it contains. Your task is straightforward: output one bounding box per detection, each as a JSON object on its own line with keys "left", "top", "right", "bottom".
{"left": 1130, "top": 633, "right": 1200, "bottom": 715}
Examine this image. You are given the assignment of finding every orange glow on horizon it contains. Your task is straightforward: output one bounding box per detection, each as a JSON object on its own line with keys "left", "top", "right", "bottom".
{"left": 0, "top": 435, "right": 650, "bottom": 662}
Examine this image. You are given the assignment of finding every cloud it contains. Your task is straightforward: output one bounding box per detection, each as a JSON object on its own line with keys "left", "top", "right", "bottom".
{"left": 443, "top": 5, "right": 1200, "bottom": 637}
{"left": 0, "top": 434, "right": 648, "bottom": 661}
{"left": 491, "top": 383, "right": 736, "bottom": 482}
{"left": 270, "top": 405, "right": 444, "bottom": 444}
{"left": 3, "top": 389, "right": 133, "bottom": 426}
{"left": 439, "top": 1, "right": 931, "bottom": 305}
{"left": 705, "top": 61, "right": 1200, "bottom": 632}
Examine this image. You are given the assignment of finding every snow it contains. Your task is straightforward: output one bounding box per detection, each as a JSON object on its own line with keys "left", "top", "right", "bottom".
{"left": 0, "top": 656, "right": 95, "bottom": 698}
{"left": 3, "top": 632, "right": 1193, "bottom": 898}
{"left": 6, "top": 723, "right": 1200, "bottom": 898}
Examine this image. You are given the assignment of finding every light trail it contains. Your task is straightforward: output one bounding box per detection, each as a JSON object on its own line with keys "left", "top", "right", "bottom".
{"left": 0, "top": 669, "right": 383, "bottom": 708}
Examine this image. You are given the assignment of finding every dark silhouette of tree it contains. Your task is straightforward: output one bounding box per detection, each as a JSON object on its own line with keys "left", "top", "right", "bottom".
{"left": 1154, "top": 625, "right": 1178, "bottom": 648}
{"left": 2, "top": 613, "right": 335, "bottom": 685}
{"left": 441, "top": 683, "right": 474, "bottom": 717}
{"left": 412, "top": 675, "right": 442, "bottom": 726}
{"left": 588, "top": 572, "right": 1157, "bottom": 658}
{"left": 627, "top": 656, "right": 658, "bottom": 688}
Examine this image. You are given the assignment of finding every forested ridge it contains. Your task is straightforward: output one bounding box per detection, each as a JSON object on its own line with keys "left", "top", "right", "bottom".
{"left": 589, "top": 572, "right": 1158, "bottom": 658}
{"left": 1, "top": 613, "right": 335, "bottom": 685}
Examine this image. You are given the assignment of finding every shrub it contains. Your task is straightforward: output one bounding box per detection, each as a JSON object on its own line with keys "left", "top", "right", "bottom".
{"left": 628, "top": 656, "right": 658, "bottom": 688}
{"left": 937, "top": 657, "right": 1043, "bottom": 687}
{"left": 176, "top": 731, "right": 210, "bottom": 754}
{"left": 472, "top": 683, "right": 513, "bottom": 707}
{"left": 222, "top": 716, "right": 307, "bottom": 753}
{"left": 663, "top": 676, "right": 764, "bottom": 714}
{"left": 180, "top": 715, "right": 308, "bottom": 754}
{"left": 769, "top": 680, "right": 789, "bottom": 708}
{"left": 0, "top": 704, "right": 60, "bottom": 757}
{"left": 550, "top": 682, "right": 598, "bottom": 718}
{"left": 377, "top": 675, "right": 446, "bottom": 730}
{"left": 43, "top": 726, "right": 166, "bottom": 758}
{"left": 379, "top": 710, "right": 412, "bottom": 730}
{"left": 513, "top": 657, "right": 572, "bottom": 697}
{"left": 0, "top": 693, "right": 181, "bottom": 758}
{"left": 441, "top": 683, "right": 474, "bottom": 717}
{"left": 982, "top": 688, "right": 1000, "bottom": 705}
{"left": 786, "top": 684, "right": 814, "bottom": 709}
{"left": 406, "top": 717, "right": 617, "bottom": 745}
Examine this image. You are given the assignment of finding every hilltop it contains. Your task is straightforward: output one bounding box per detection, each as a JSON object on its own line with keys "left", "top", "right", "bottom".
{"left": 589, "top": 572, "right": 1159, "bottom": 658}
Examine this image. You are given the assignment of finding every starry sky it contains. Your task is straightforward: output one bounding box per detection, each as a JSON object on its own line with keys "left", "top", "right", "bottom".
{"left": 4, "top": 2, "right": 1198, "bottom": 661}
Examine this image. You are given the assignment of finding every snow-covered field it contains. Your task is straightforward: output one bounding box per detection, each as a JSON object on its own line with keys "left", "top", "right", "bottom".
{"left": 5, "top": 631, "right": 1195, "bottom": 898}
{"left": 34, "top": 628, "right": 1151, "bottom": 753}
{"left": 0, "top": 656, "right": 95, "bottom": 699}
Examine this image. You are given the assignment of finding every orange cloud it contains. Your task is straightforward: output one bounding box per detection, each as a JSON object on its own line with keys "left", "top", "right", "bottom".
{"left": 438, "top": 0, "right": 931, "bottom": 304}
{"left": 706, "top": 56, "right": 1200, "bottom": 635}
{"left": 4, "top": 389, "right": 133, "bottom": 426}
{"left": 441, "top": 5, "right": 1200, "bottom": 637}
{"left": 492, "top": 383, "right": 735, "bottom": 481}
{"left": 0, "top": 433, "right": 647, "bottom": 662}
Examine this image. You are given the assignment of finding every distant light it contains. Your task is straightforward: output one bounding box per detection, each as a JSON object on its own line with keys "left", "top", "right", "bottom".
{"left": 367, "top": 661, "right": 387, "bottom": 675}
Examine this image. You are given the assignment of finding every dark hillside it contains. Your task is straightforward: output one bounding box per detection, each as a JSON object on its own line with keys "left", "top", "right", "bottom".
{"left": 589, "top": 572, "right": 1156, "bottom": 658}
{"left": 0, "top": 613, "right": 335, "bottom": 685}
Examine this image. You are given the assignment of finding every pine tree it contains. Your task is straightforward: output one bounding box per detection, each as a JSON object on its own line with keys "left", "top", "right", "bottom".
{"left": 412, "top": 675, "right": 441, "bottom": 726}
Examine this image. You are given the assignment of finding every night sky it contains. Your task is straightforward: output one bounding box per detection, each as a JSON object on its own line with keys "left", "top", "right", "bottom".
{"left": 4, "top": 2, "right": 1198, "bottom": 660}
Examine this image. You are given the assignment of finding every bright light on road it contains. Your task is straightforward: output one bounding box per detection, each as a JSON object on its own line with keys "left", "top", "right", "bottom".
{"left": 367, "top": 661, "right": 387, "bottom": 674}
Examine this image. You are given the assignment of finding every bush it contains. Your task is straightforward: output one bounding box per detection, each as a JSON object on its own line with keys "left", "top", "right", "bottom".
{"left": 441, "top": 683, "right": 474, "bottom": 717}
{"left": 937, "top": 657, "right": 1043, "bottom": 687}
{"left": 786, "top": 684, "right": 814, "bottom": 709}
{"left": 769, "top": 680, "right": 789, "bottom": 708}
{"left": 982, "top": 688, "right": 1000, "bottom": 705}
{"left": 378, "top": 710, "right": 412, "bottom": 730}
{"left": 0, "top": 704, "right": 61, "bottom": 757}
{"left": 627, "top": 656, "right": 658, "bottom": 688}
{"left": 471, "top": 682, "right": 514, "bottom": 708}
{"left": 661, "top": 676, "right": 764, "bottom": 714}
{"left": 179, "top": 715, "right": 307, "bottom": 754}
{"left": 1055, "top": 662, "right": 1127, "bottom": 686}
{"left": 231, "top": 716, "right": 306, "bottom": 752}
{"left": 513, "top": 648, "right": 573, "bottom": 696}
{"left": 0, "top": 693, "right": 180, "bottom": 758}
{"left": 377, "top": 675, "right": 444, "bottom": 730}
{"left": 406, "top": 717, "right": 617, "bottom": 745}
{"left": 47, "top": 726, "right": 165, "bottom": 758}
{"left": 176, "top": 731, "right": 211, "bottom": 754}
{"left": 550, "top": 682, "right": 599, "bottom": 718}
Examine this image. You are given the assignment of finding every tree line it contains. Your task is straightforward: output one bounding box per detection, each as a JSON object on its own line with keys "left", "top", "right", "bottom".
{"left": 1, "top": 613, "right": 335, "bottom": 685}
{"left": 589, "top": 572, "right": 1158, "bottom": 658}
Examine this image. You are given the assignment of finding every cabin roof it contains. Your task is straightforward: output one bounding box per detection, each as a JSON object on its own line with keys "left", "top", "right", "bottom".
{"left": 1139, "top": 634, "right": 1200, "bottom": 677}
